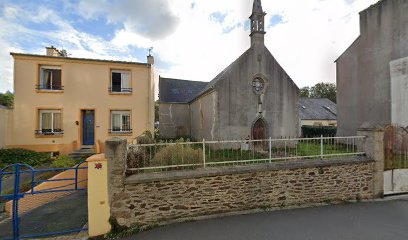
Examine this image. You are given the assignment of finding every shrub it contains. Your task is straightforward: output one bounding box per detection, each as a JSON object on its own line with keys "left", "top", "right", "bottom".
{"left": 151, "top": 139, "right": 202, "bottom": 167}
{"left": 136, "top": 130, "right": 154, "bottom": 144}
{"left": 301, "top": 126, "right": 337, "bottom": 138}
{"left": 51, "top": 155, "right": 77, "bottom": 168}
{"left": 0, "top": 148, "right": 50, "bottom": 169}
{"left": 127, "top": 146, "right": 148, "bottom": 169}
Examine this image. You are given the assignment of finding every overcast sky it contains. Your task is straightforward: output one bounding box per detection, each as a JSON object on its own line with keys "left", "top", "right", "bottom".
{"left": 0, "top": 0, "right": 379, "bottom": 94}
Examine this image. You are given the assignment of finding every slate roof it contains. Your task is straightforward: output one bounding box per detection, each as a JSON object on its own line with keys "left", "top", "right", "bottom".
{"left": 159, "top": 77, "right": 208, "bottom": 103}
{"left": 299, "top": 98, "right": 337, "bottom": 120}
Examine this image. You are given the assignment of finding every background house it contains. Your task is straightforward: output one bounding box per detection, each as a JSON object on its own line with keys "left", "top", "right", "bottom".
{"left": 6, "top": 47, "right": 156, "bottom": 155}
{"left": 159, "top": 0, "right": 299, "bottom": 141}
{"left": 0, "top": 105, "right": 10, "bottom": 149}
{"left": 336, "top": 0, "right": 408, "bottom": 136}
{"left": 298, "top": 98, "right": 337, "bottom": 127}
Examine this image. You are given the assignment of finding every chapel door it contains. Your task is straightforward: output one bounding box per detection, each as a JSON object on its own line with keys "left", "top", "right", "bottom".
{"left": 252, "top": 118, "right": 266, "bottom": 140}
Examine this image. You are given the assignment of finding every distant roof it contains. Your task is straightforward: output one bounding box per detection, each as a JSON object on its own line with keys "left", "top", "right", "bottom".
{"left": 299, "top": 98, "right": 337, "bottom": 120}
{"left": 10, "top": 52, "right": 149, "bottom": 66}
{"left": 0, "top": 105, "right": 8, "bottom": 109}
{"left": 159, "top": 77, "right": 208, "bottom": 103}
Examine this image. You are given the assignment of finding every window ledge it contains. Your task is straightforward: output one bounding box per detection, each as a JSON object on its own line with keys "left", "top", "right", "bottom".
{"left": 109, "top": 131, "right": 133, "bottom": 136}
{"left": 109, "top": 92, "right": 132, "bottom": 96}
{"left": 36, "top": 90, "right": 64, "bottom": 94}
{"left": 35, "top": 133, "right": 64, "bottom": 138}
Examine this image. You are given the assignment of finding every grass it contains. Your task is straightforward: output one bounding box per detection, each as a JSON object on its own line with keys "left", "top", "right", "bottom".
{"left": 130, "top": 142, "right": 358, "bottom": 173}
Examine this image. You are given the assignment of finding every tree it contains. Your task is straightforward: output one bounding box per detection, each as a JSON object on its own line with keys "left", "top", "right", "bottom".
{"left": 309, "top": 83, "right": 336, "bottom": 103}
{"left": 300, "top": 83, "right": 336, "bottom": 103}
{"left": 0, "top": 91, "right": 14, "bottom": 108}
{"left": 299, "top": 87, "right": 310, "bottom": 98}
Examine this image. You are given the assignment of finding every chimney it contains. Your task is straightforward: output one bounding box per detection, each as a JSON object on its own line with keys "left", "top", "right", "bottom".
{"left": 46, "top": 46, "right": 59, "bottom": 56}
{"left": 45, "top": 46, "right": 67, "bottom": 57}
{"left": 147, "top": 55, "right": 154, "bottom": 65}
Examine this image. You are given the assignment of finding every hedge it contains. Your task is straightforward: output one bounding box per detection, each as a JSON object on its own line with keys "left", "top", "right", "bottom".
{"left": 0, "top": 148, "right": 51, "bottom": 169}
{"left": 301, "top": 125, "right": 337, "bottom": 138}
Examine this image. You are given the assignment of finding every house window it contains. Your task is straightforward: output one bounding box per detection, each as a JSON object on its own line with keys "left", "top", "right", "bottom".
{"left": 38, "top": 65, "right": 63, "bottom": 90}
{"left": 37, "top": 110, "right": 63, "bottom": 135}
{"left": 110, "top": 70, "right": 132, "bottom": 93}
{"left": 110, "top": 111, "right": 132, "bottom": 133}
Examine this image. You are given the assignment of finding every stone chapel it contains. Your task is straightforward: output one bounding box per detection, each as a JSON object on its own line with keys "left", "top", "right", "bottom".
{"left": 159, "top": 0, "right": 299, "bottom": 140}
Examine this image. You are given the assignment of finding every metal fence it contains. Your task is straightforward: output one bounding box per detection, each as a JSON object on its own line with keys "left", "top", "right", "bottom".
{"left": 127, "top": 136, "right": 366, "bottom": 174}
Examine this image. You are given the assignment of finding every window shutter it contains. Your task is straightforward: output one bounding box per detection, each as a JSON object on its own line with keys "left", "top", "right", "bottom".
{"left": 121, "top": 73, "right": 130, "bottom": 89}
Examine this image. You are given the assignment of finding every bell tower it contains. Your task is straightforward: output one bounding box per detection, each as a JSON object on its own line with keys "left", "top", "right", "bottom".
{"left": 249, "top": 0, "right": 266, "bottom": 47}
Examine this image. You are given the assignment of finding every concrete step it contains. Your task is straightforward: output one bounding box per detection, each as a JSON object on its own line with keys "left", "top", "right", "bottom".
{"left": 69, "top": 148, "right": 95, "bottom": 160}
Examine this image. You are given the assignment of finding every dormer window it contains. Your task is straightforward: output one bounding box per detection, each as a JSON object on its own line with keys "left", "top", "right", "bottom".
{"left": 110, "top": 70, "right": 132, "bottom": 94}
{"left": 37, "top": 65, "right": 63, "bottom": 91}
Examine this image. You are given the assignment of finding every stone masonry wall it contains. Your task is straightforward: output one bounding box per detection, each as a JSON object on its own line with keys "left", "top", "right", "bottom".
{"left": 110, "top": 158, "right": 374, "bottom": 227}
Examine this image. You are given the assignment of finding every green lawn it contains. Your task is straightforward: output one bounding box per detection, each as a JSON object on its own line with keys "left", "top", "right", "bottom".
{"left": 131, "top": 142, "right": 359, "bottom": 173}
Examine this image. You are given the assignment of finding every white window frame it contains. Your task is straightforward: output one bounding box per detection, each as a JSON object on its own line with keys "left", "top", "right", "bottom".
{"left": 38, "top": 109, "right": 63, "bottom": 134}
{"left": 110, "top": 110, "right": 132, "bottom": 133}
{"left": 110, "top": 70, "right": 131, "bottom": 93}
{"left": 39, "top": 65, "right": 62, "bottom": 90}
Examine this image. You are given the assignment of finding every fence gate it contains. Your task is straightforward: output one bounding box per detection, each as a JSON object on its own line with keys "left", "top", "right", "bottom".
{"left": 0, "top": 163, "right": 88, "bottom": 240}
{"left": 384, "top": 125, "right": 408, "bottom": 195}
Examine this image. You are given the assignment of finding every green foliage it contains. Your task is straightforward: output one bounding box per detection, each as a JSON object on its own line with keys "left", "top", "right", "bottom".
{"left": 51, "top": 155, "right": 78, "bottom": 168}
{"left": 136, "top": 130, "right": 154, "bottom": 144}
{"left": 301, "top": 126, "right": 337, "bottom": 138}
{"left": 0, "top": 91, "right": 14, "bottom": 108}
{"left": 0, "top": 148, "right": 50, "bottom": 169}
{"left": 300, "top": 82, "right": 336, "bottom": 103}
{"left": 299, "top": 87, "right": 310, "bottom": 98}
{"left": 151, "top": 138, "right": 202, "bottom": 167}
{"left": 127, "top": 147, "right": 148, "bottom": 170}
{"left": 310, "top": 82, "right": 336, "bottom": 103}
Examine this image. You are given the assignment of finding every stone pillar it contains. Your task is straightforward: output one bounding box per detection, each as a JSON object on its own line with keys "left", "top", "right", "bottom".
{"left": 106, "top": 138, "right": 127, "bottom": 210}
{"left": 357, "top": 126, "right": 384, "bottom": 198}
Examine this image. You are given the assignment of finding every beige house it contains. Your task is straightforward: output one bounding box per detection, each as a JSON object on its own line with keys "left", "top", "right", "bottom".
{"left": 6, "top": 47, "right": 155, "bottom": 155}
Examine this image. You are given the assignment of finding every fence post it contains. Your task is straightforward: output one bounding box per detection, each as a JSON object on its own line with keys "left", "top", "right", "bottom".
{"left": 202, "top": 139, "right": 206, "bottom": 168}
{"left": 269, "top": 137, "right": 272, "bottom": 163}
{"left": 320, "top": 135, "right": 324, "bottom": 159}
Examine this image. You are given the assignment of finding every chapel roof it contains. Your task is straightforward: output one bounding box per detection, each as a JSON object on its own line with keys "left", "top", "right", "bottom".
{"left": 298, "top": 98, "right": 337, "bottom": 120}
{"left": 159, "top": 77, "right": 208, "bottom": 103}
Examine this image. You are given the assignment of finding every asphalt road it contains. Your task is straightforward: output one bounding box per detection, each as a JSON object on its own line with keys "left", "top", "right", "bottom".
{"left": 127, "top": 196, "right": 408, "bottom": 240}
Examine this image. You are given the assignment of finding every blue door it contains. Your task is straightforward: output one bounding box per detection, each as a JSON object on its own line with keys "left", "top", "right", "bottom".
{"left": 82, "top": 110, "right": 95, "bottom": 145}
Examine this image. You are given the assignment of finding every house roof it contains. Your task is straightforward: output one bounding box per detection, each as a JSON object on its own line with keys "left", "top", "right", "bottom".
{"left": 0, "top": 105, "right": 8, "bottom": 109}
{"left": 159, "top": 77, "right": 208, "bottom": 103}
{"left": 10, "top": 52, "right": 149, "bottom": 66}
{"left": 299, "top": 98, "right": 337, "bottom": 120}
